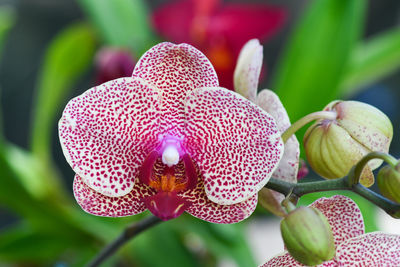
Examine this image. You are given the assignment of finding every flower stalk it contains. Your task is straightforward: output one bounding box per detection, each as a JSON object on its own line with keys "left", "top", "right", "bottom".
{"left": 347, "top": 151, "right": 398, "bottom": 185}
{"left": 87, "top": 216, "right": 162, "bottom": 267}
{"left": 281, "top": 111, "right": 337, "bottom": 143}
{"left": 266, "top": 174, "right": 400, "bottom": 218}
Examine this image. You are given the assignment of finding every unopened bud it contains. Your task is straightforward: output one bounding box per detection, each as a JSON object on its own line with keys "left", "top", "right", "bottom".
{"left": 377, "top": 164, "right": 400, "bottom": 203}
{"left": 280, "top": 206, "right": 335, "bottom": 266}
{"left": 304, "top": 100, "right": 393, "bottom": 187}
{"left": 95, "top": 47, "right": 135, "bottom": 84}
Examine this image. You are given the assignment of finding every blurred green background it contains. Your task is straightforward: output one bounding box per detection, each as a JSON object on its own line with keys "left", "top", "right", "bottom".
{"left": 0, "top": 0, "right": 399, "bottom": 266}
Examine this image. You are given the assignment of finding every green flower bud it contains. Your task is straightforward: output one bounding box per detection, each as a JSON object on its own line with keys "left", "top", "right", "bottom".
{"left": 377, "top": 164, "right": 400, "bottom": 203}
{"left": 304, "top": 100, "right": 393, "bottom": 187}
{"left": 281, "top": 206, "right": 335, "bottom": 266}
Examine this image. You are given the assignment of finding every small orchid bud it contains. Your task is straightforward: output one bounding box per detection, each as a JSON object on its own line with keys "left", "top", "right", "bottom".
{"left": 304, "top": 100, "right": 393, "bottom": 187}
{"left": 377, "top": 163, "right": 400, "bottom": 204}
{"left": 280, "top": 206, "right": 335, "bottom": 266}
{"left": 95, "top": 47, "right": 135, "bottom": 84}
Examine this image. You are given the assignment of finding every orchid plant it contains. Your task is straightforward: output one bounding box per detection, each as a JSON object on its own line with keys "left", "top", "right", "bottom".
{"left": 58, "top": 39, "right": 400, "bottom": 266}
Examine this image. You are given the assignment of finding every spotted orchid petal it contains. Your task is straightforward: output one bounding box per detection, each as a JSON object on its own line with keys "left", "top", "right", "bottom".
{"left": 335, "top": 232, "right": 400, "bottom": 266}
{"left": 261, "top": 251, "right": 303, "bottom": 267}
{"left": 184, "top": 87, "right": 284, "bottom": 205}
{"left": 182, "top": 179, "right": 258, "bottom": 224}
{"left": 261, "top": 251, "right": 337, "bottom": 267}
{"left": 257, "top": 89, "right": 299, "bottom": 183}
{"left": 73, "top": 175, "right": 154, "bottom": 217}
{"left": 256, "top": 89, "right": 299, "bottom": 216}
{"left": 311, "top": 195, "right": 365, "bottom": 247}
{"left": 233, "top": 39, "right": 263, "bottom": 102}
{"left": 132, "top": 42, "right": 219, "bottom": 136}
{"left": 59, "top": 77, "right": 160, "bottom": 197}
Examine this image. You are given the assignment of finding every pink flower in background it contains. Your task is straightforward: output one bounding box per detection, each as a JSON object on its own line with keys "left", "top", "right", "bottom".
{"left": 263, "top": 195, "right": 400, "bottom": 266}
{"left": 59, "top": 42, "right": 284, "bottom": 223}
{"left": 152, "top": 0, "right": 286, "bottom": 89}
{"left": 95, "top": 47, "right": 136, "bottom": 84}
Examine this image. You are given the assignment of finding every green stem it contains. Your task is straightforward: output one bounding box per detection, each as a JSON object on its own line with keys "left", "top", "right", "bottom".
{"left": 87, "top": 216, "right": 162, "bottom": 267}
{"left": 352, "top": 183, "right": 400, "bottom": 217}
{"left": 281, "top": 111, "right": 337, "bottom": 143}
{"left": 266, "top": 177, "right": 349, "bottom": 197}
{"left": 348, "top": 151, "right": 398, "bottom": 185}
{"left": 265, "top": 176, "right": 400, "bottom": 218}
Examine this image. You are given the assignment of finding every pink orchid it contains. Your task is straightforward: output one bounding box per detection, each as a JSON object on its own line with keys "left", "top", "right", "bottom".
{"left": 234, "top": 39, "right": 300, "bottom": 216}
{"left": 152, "top": 0, "right": 286, "bottom": 89}
{"left": 263, "top": 195, "right": 400, "bottom": 266}
{"left": 59, "top": 42, "right": 284, "bottom": 223}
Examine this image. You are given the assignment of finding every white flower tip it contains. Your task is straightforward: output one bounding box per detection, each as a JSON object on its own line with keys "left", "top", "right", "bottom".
{"left": 162, "top": 145, "right": 180, "bottom": 167}
{"left": 234, "top": 39, "right": 263, "bottom": 101}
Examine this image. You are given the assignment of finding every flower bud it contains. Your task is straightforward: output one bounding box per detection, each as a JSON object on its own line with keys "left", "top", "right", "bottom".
{"left": 95, "top": 47, "right": 135, "bottom": 84}
{"left": 280, "top": 206, "right": 335, "bottom": 266}
{"left": 304, "top": 100, "right": 393, "bottom": 187}
{"left": 377, "top": 164, "right": 400, "bottom": 203}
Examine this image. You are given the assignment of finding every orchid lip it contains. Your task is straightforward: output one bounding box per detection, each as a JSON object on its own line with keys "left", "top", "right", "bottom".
{"left": 138, "top": 135, "right": 199, "bottom": 220}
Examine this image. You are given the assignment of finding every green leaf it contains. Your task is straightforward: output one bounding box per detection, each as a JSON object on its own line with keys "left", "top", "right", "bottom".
{"left": 0, "top": 6, "right": 16, "bottom": 143}
{"left": 340, "top": 27, "right": 400, "bottom": 96}
{"left": 174, "top": 216, "right": 256, "bottom": 267}
{"left": 0, "top": 6, "right": 15, "bottom": 57}
{"left": 0, "top": 147, "right": 37, "bottom": 214}
{"left": 127, "top": 220, "right": 199, "bottom": 267}
{"left": 5, "top": 143, "right": 61, "bottom": 200}
{"left": 298, "top": 191, "right": 378, "bottom": 232}
{"left": 0, "top": 225, "right": 80, "bottom": 263}
{"left": 31, "top": 23, "right": 96, "bottom": 163}
{"left": 273, "top": 0, "right": 366, "bottom": 121}
{"left": 77, "top": 0, "right": 156, "bottom": 56}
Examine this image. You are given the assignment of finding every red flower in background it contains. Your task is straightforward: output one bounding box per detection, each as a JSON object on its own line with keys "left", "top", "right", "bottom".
{"left": 152, "top": 0, "right": 286, "bottom": 89}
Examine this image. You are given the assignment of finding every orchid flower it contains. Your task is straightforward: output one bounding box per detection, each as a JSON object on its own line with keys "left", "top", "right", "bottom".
{"left": 152, "top": 0, "right": 286, "bottom": 88}
{"left": 59, "top": 42, "right": 284, "bottom": 223}
{"left": 234, "top": 39, "right": 300, "bottom": 216}
{"left": 263, "top": 195, "right": 400, "bottom": 266}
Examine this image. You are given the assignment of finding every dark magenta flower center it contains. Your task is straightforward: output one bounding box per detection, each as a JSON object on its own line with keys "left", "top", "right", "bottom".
{"left": 139, "top": 136, "right": 198, "bottom": 220}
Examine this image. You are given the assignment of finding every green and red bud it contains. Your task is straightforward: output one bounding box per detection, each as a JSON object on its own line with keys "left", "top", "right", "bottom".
{"left": 280, "top": 206, "right": 335, "bottom": 266}
{"left": 304, "top": 100, "right": 393, "bottom": 187}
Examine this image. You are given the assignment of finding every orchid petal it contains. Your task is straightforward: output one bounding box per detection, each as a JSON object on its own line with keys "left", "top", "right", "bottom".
{"left": 257, "top": 89, "right": 300, "bottom": 182}
{"left": 336, "top": 232, "right": 400, "bottom": 266}
{"left": 182, "top": 179, "right": 257, "bottom": 224}
{"left": 234, "top": 39, "right": 263, "bottom": 102}
{"left": 59, "top": 77, "right": 160, "bottom": 197}
{"left": 132, "top": 42, "right": 219, "bottom": 136}
{"left": 73, "top": 175, "right": 153, "bottom": 217}
{"left": 256, "top": 90, "right": 300, "bottom": 215}
{"left": 311, "top": 195, "right": 365, "bottom": 247}
{"left": 262, "top": 251, "right": 338, "bottom": 267}
{"left": 184, "top": 87, "right": 284, "bottom": 205}
{"left": 262, "top": 251, "right": 303, "bottom": 267}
